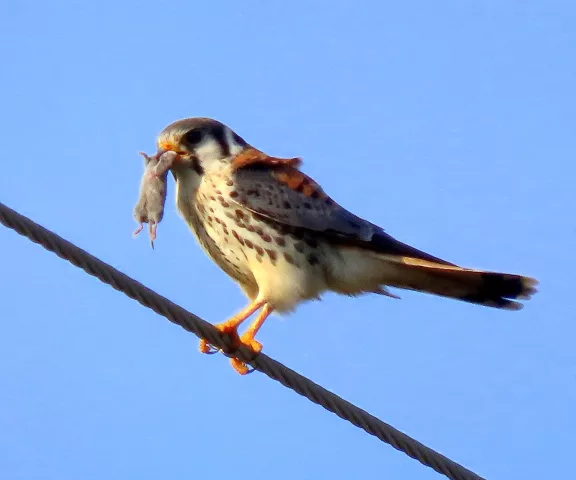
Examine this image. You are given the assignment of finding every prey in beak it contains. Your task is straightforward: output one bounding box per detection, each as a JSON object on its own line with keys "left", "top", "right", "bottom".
{"left": 132, "top": 150, "right": 178, "bottom": 248}
{"left": 157, "top": 140, "right": 203, "bottom": 174}
{"left": 156, "top": 142, "right": 189, "bottom": 164}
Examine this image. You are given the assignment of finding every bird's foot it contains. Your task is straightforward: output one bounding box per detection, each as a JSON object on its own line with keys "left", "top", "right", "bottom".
{"left": 239, "top": 333, "right": 262, "bottom": 354}
{"left": 199, "top": 300, "right": 270, "bottom": 375}
{"left": 199, "top": 323, "right": 241, "bottom": 355}
{"left": 199, "top": 327, "right": 263, "bottom": 374}
{"left": 230, "top": 358, "right": 254, "bottom": 375}
{"left": 228, "top": 333, "right": 262, "bottom": 375}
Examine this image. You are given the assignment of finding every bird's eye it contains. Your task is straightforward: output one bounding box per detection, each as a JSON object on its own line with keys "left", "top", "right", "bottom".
{"left": 184, "top": 129, "right": 204, "bottom": 145}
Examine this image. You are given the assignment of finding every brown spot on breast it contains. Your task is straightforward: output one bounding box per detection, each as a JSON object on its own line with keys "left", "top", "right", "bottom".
{"left": 246, "top": 224, "right": 255, "bottom": 232}
{"left": 232, "top": 230, "right": 245, "bottom": 246}
{"left": 254, "top": 225, "right": 263, "bottom": 235}
{"left": 284, "top": 253, "right": 295, "bottom": 264}
{"left": 266, "top": 249, "right": 277, "bottom": 262}
{"left": 226, "top": 179, "right": 234, "bottom": 187}
{"left": 230, "top": 191, "right": 239, "bottom": 198}
{"left": 275, "top": 236, "right": 286, "bottom": 247}
{"left": 209, "top": 196, "right": 216, "bottom": 201}
{"left": 245, "top": 239, "right": 254, "bottom": 249}
{"left": 209, "top": 207, "right": 214, "bottom": 213}
{"left": 235, "top": 209, "right": 245, "bottom": 219}
{"left": 216, "top": 190, "right": 222, "bottom": 195}
{"left": 246, "top": 189, "right": 260, "bottom": 197}
{"left": 260, "top": 233, "right": 272, "bottom": 242}
{"left": 207, "top": 216, "right": 213, "bottom": 223}
{"left": 255, "top": 246, "right": 264, "bottom": 256}
{"left": 215, "top": 217, "right": 222, "bottom": 224}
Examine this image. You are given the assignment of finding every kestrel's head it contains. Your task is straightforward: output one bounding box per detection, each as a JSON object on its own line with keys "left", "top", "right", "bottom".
{"left": 156, "top": 117, "right": 248, "bottom": 174}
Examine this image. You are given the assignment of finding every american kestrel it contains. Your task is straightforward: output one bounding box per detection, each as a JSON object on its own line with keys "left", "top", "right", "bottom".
{"left": 155, "top": 117, "right": 538, "bottom": 374}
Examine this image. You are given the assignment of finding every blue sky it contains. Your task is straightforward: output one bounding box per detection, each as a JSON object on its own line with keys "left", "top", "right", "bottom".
{"left": 1, "top": 1, "right": 574, "bottom": 479}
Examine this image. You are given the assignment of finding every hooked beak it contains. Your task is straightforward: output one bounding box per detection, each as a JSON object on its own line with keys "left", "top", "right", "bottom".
{"left": 156, "top": 140, "right": 202, "bottom": 173}
{"left": 156, "top": 145, "right": 199, "bottom": 173}
{"left": 156, "top": 145, "right": 184, "bottom": 164}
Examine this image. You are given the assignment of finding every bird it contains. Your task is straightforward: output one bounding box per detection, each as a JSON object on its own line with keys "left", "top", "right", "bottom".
{"left": 155, "top": 117, "right": 538, "bottom": 374}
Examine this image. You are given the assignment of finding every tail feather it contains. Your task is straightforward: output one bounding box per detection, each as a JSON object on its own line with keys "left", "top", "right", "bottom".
{"left": 378, "top": 255, "right": 538, "bottom": 310}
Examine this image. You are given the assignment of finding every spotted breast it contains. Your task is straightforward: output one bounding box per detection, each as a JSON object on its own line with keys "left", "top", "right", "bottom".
{"left": 176, "top": 165, "right": 329, "bottom": 312}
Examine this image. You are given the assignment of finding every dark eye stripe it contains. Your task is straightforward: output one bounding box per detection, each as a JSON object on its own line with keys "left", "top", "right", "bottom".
{"left": 184, "top": 129, "right": 203, "bottom": 145}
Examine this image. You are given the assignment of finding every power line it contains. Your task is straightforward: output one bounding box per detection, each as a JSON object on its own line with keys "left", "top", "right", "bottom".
{"left": 0, "top": 201, "right": 485, "bottom": 480}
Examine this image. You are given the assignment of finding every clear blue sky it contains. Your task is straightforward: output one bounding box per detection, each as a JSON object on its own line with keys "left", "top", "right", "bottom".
{"left": 1, "top": 1, "right": 574, "bottom": 479}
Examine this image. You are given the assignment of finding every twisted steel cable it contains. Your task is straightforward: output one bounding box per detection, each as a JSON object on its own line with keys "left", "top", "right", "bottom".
{"left": 0, "top": 201, "right": 485, "bottom": 480}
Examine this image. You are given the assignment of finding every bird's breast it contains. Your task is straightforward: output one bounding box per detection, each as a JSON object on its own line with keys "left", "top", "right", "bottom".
{"left": 176, "top": 169, "right": 331, "bottom": 309}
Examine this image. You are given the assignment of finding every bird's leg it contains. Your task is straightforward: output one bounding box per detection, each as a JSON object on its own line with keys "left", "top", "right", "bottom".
{"left": 230, "top": 304, "right": 274, "bottom": 375}
{"left": 199, "top": 299, "right": 266, "bottom": 354}
{"left": 240, "top": 304, "right": 273, "bottom": 353}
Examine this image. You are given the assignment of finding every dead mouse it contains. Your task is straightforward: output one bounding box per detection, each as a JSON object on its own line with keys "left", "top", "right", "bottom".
{"left": 133, "top": 150, "right": 177, "bottom": 248}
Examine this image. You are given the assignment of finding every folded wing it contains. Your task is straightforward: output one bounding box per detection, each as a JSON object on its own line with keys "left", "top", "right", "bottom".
{"left": 231, "top": 162, "right": 455, "bottom": 266}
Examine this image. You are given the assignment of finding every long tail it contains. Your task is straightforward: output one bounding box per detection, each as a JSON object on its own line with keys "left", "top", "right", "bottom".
{"left": 377, "top": 256, "right": 538, "bottom": 310}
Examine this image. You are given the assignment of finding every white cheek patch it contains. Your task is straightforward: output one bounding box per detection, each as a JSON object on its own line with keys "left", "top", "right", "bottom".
{"left": 195, "top": 139, "right": 227, "bottom": 171}
{"left": 196, "top": 139, "right": 222, "bottom": 161}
